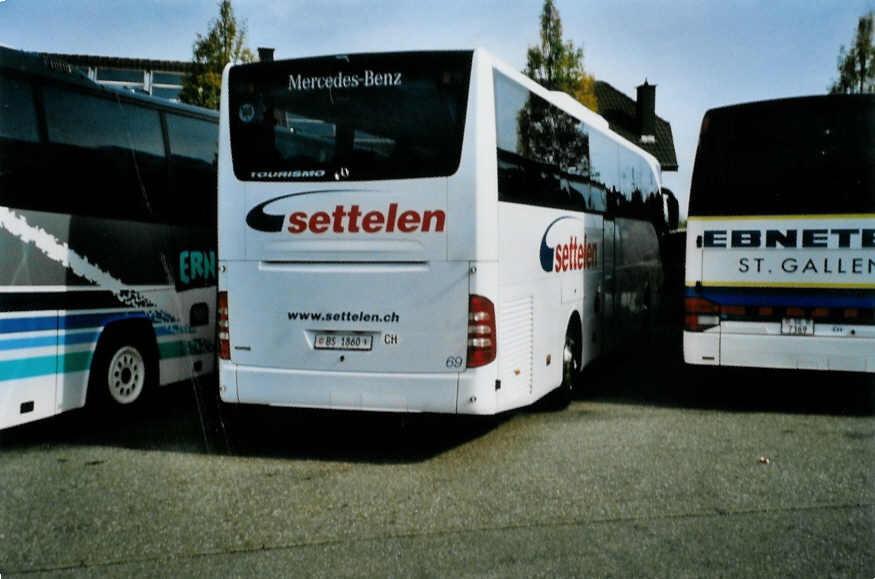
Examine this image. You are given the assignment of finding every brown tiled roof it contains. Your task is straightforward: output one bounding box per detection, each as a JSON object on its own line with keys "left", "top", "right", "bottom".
{"left": 594, "top": 81, "right": 678, "bottom": 171}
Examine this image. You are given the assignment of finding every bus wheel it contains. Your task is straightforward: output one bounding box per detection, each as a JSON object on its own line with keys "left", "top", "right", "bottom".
{"left": 549, "top": 323, "right": 581, "bottom": 409}
{"left": 89, "top": 329, "right": 155, "bottom": 408}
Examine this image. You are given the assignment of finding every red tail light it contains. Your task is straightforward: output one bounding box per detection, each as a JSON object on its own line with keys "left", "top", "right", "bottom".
{"left": 684, "top": 296, "right": 720, "bottom": 332}
{"left": 466, "top": 295, "right": 496, "bottom": 368}
{"left": 218, "top": 291, "right": 230, "bottom": 360}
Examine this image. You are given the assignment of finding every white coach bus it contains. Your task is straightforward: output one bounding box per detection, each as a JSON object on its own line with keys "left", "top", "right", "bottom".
{"left": 0, "top": 47, "right": 218, "bottom": 429}
{"left": 684, "top": 95, "right": 875, "bottom": 373}
{"left": 218, "top": 49, "right": 673, "bottom": 414}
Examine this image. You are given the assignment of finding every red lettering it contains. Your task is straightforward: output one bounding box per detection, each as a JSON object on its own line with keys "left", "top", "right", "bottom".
{"left": 362, "top": 211, "right": 384, "bottom": 233}
{"left": 398, "top": 210, "right": 420, "bottom": 233}
{"left": 309, "top": 211, "right": 330, "bottom": 233}
{"left": 347, "top": 204, "right": 362, "bottom": 233}
{"left": 331, "top": 205, "right": 347, "bottom": 233}
{"left": 287, "top": 212, "right": 307, "bottom": 234}
{"left": 552, "top": 234, "right": 601, "bottom": 273}
{"left": 386, "top": 203, "right": 398, "bottom": 233}
{"left": 283, "top": 204, "right": 445, "bottom": 235}
{"left": 421, "top": 209, "right": 446, "bottom": 232}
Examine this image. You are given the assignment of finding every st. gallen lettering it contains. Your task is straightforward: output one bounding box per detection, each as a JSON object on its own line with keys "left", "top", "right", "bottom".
{"left": 287, "top": 203, "right": 446, "bottom": 234}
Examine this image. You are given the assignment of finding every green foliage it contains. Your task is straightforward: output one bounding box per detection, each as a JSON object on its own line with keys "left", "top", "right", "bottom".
{"left": 830, "top": 11, "right": 875, "bottom": 94}
{"left": 524, "top": 0, "right": 597, "bottom": 111}
{"left": 180, "top": 0, "right": 255, "bottom": 109}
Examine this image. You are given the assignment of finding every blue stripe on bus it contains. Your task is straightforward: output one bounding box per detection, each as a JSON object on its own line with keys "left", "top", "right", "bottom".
{"left": 0, "top": 310, "right": 154, "bottom": 335}
{"left": 0, "top": 331, "right": 101, "bottom": 351}
{"left": 0, "top": 351, "right": 93, "bottom": 382}
{"left": 0, "top": 338, "right": 211, "bottom": 382}
{"left": 684, "top": 286, "right": 875, "bottom": 308}
{"left": 0, "top": 316, "right": 57, "bottom": 334}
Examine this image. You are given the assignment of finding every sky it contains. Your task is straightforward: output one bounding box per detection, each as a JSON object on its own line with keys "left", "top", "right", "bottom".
{"left": 2, "top": 0, "right": 873, "bottom": 216}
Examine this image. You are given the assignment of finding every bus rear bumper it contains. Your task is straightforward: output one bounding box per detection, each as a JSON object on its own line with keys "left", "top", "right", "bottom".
{"left": 220, "top": 362, "right": 464, "bottom": 413}
{"left": 684, "top": 330, "right": 875, "bottom": 373}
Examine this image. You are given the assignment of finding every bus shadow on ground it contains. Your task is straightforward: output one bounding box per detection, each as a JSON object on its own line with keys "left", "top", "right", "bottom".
{"left": 218, "top": 405, "right": 505, "bottom": 463}
{"left": 0, "top": 376, "right": 505, "bottom": 463}
{"left": 583, "top": 325, "right": 875, "bottom": 417}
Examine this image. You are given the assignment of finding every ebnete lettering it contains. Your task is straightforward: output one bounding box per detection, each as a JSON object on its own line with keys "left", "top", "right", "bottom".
{"left": 704, "top": 228, "right": 875, "bottom": 249}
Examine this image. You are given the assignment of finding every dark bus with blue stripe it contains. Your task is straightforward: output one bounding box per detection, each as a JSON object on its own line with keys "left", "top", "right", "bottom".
{"left": 684, "top": 95, "right": 875, "bottom": 373}
{"left": 0, "top": 46, "right": 218, "bottom": 429}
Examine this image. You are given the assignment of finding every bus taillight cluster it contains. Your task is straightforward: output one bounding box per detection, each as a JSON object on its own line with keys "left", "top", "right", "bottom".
{"left": 218, "top": 291, "right": 231, "bottom": 360}
{"left": 684, "top": 295, "right": 875, "bottom": 332}
{"left": 684, "top": 297, "right": 720, "bottom": 332}
{"left": 466, "top": 295, "right": 496, "bottom": 368}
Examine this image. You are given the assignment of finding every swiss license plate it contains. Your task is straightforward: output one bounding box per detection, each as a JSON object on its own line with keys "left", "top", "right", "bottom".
{"left": 781, "top": 318, "right": 814, "bottom": 336}
{"left": 314, "top": 333, "right": 373, "bottom": 351}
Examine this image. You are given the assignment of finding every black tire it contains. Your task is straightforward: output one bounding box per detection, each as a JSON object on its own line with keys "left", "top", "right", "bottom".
{"left": 88, "top": 327, "right": 156, "bottom": 409}
{"left": 546, "top": 323, "right": 582, "bottom": 409}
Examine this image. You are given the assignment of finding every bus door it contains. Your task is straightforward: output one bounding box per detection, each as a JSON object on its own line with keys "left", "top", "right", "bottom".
{"left": 601, "top": 217, "right": 617, "bottom": 352}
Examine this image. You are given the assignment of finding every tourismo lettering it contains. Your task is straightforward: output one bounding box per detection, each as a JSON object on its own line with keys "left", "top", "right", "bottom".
{"left": 703, "top": 228, "right": 875, "bottom": 249}
{"left": 288, "top": 70, "right": 403, "bottom": 91}
{"left": 286, "top": 203, "right": 445, "bottom": 234}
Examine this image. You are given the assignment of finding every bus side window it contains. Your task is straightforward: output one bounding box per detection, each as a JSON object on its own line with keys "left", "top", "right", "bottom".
{"left": 0, "top": 76, "right": 39, "bottom": 142}
{"left": 42, "top": 87, "right": 165, "bottom": 222}
{"left": 166, "top": 113, "right": 218, "bottom": 228}
{"left": 0, "top": 76, "right": 41, "bottom": 211}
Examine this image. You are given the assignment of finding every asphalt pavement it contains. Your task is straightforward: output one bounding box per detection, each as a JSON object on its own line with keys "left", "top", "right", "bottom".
{"left": 1, "top": 328, "right": 873, "bottom": 577}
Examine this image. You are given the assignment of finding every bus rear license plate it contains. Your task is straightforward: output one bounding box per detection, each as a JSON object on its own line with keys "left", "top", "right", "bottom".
{"left": 781, "top": 318, "right": 814, "bottom": 336}
{"left": 314, "top": 333, "right": 373, "bottom": 351}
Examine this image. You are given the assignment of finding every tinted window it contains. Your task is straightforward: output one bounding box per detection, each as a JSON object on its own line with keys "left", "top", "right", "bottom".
{"left": 167, "top": 114, "right": 217, "bottom": 165}
{"left": 0, "top": 75, "right": 42, "bottom": 212}
{"left": 0, "top": 76, "right": 39, "bottom": 142}
{"left": 44, "top": 88, "right": 164, "bottom": 156}
{"left": 588, "top": 130, "right": 616, "bottom": 214}
{"left": 229, "top": 51, "right": 472, "bottom": 182}
{"left": 166, "top": 113, "right": 218, "bottom": 228}
{"left": 689, "top": 95, "right": 875, "bottom": 215}
{"left": 42, "top": 86, "right": 166, "bottom": 222}
{"left": 494, "top": 71, "right": 596, "bottom": 211}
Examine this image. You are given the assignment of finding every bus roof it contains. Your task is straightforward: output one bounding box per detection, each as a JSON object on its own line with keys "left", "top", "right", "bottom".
{"left": 0, "top": 45, "right": 217, "bottom": 120}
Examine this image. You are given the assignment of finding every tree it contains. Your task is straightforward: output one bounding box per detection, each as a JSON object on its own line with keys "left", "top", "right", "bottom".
{"left": 830, "top": 11, "right": 875, "bottom": 94}
{"left": 179, "top": 0, "right": 255, "bottom": 109}
{"left": 524, "top": 0, "right": 597, "bottom": 111}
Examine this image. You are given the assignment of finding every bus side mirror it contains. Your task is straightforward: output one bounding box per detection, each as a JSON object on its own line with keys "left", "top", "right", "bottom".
{"left": 662, "top": 187, "right": 679, "bottom": 231}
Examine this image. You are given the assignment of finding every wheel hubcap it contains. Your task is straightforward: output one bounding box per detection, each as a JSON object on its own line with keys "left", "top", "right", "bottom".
{"left": 107, "top": 346, "right": 145, "bottom": 404}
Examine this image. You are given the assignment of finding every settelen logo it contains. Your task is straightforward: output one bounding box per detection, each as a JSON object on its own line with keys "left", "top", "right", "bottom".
{"left": 246, "top": 191, "right": 445, "bottom": 234}
{"left": 539, "top": 216, "right": 598, "bottom": 273}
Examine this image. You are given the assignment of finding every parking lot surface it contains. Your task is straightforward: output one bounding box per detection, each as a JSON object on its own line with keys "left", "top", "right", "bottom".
{"left": 1, "top": 329, "right": 873, "bottom": 577}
